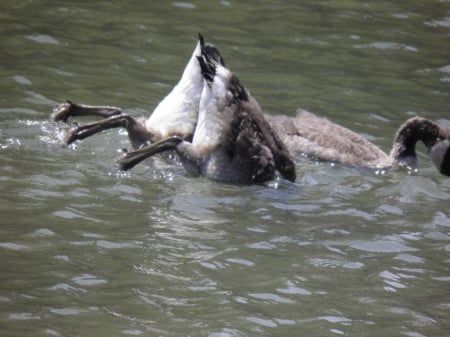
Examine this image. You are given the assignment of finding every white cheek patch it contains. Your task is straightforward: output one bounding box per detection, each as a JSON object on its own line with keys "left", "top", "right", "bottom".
{"left": 429, "top": 139, "right": 450, "bottom": 173}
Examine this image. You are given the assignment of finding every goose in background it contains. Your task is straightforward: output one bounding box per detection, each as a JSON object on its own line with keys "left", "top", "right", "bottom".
{"left": 265, "top": 110, "right": 450, "bottom": 176}
{"left": 118, "top": 39, "right": 296, "bottom": 184}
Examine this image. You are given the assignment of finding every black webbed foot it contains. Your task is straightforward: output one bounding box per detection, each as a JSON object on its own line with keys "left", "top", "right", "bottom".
{"left": 51, "top": 100, "right": 74, "bottom": 122}
{"left": 51, "top": 100, "right": 123, "bottom": 122}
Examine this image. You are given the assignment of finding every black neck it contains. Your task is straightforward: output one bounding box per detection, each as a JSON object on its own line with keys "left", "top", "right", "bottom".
{"left": 390, "top": 117, "right": 445, "bottom": 166}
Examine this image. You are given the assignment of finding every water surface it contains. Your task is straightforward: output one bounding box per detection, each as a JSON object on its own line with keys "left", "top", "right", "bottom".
{"left": 1, "top": 1, "right": 450, "bottom": 336}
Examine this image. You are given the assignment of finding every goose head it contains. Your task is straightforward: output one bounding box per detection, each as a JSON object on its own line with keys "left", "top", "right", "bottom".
{"left": 391, "top": 117, "right": 450, "bottom": 176}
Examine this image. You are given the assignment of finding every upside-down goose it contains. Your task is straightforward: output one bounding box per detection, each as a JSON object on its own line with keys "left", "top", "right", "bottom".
{"left": 118, "top": 39, "right": 296, "bottom": 184}
{"left": 51, "top": 35, "right": 450, "bottom": 177}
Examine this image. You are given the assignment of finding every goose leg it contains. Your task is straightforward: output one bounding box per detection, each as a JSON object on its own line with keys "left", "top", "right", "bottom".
{"left": 64, "top": 114, "right": 153, "bottom": 149}
{"left": 118, "top": 136, "right": 183, "bottom": 170}
{"left": 51, "top": 100, "right": 123, "bottom": 122}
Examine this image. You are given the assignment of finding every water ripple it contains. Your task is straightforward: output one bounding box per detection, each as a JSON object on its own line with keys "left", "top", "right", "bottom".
{"left": 26, "top": 34, "right": 59, "bottom": 44}
{"left": 249, "top": 292, "right": 294, "bottom": 304}
{"left": 72, "top": 274, "right": 107, "bottom": 286}
{"left": 0, "top": 242, "right": 29, "bottom": 250}
{"left": 351, "top": 240, "right": 416, "bottom": 253}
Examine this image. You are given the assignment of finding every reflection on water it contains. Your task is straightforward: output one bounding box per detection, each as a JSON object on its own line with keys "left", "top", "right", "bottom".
{"left": 1, "top": 0, "right": 450, "bottom": 336}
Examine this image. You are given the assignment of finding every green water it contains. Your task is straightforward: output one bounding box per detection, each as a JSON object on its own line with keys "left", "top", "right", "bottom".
{"left": 1, "top": 1, "right": 449, "bottom": 336}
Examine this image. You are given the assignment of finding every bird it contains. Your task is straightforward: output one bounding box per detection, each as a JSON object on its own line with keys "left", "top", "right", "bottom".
{"left": 117, "top": 38, "right": 296, "bottom": 184}
{"left": 265, "top": 110, "right": 450, "bottom": 175}
{"left": 51, "top": 35, "right": 450, "bottom": 177}
{"left": 51, "top": 34, "right": 221, "bottom": 149}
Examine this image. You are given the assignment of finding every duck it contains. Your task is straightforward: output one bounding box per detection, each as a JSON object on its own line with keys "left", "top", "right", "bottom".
{"left": 51, "top": 34, "right": 222, "bottom": 149}
{"left": 265, "top": 110, "right": 450, "bottom": 175}
{"left": 117, "top": 39, "right": 296, "bottom": 184}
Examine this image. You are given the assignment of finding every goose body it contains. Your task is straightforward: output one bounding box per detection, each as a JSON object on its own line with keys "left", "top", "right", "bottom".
{"left": 266, "top": 110, "right": 390, "bottom": 168}
{"left": 144, "top": 40, "right": 203, "bottom": 140}
{"left": 51, "top": 36, "right": 209, "bottom": 148}
{"left": 119, "top": 39, "right": 296, "bottom": 184}
{"left": 267, "top": 110, "right": 450, "bottom": 175}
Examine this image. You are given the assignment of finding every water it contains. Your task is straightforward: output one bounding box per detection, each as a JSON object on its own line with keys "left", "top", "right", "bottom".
{"left": 1, "top": 1, "right": 450, "bottom": 336}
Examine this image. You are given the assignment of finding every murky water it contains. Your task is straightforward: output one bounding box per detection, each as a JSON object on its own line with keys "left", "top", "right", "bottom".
{"left": 1, "top": 1, "right": 449, "bottom": 336}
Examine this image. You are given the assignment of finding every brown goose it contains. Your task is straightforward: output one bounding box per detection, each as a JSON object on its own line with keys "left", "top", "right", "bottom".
{"left": 118, "top": 40, "right": 296, "bottom": 184}
{"left": 265, "top": 110, "right": 450, "bottom": 175}
{"left": 51, "top": 35, "right": 450, "bottom": 177}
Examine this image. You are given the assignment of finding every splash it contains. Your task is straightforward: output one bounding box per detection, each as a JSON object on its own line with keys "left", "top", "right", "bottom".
{"left": 0, "top": 138, "right": 21, "bottom": 150}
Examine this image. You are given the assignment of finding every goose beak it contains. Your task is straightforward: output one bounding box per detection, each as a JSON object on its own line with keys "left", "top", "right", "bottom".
{"left": 118, "top": 136, "right": 183, "bottom": 171}
{"left": 429, "top": 139, "right": 450, "bottom": 176}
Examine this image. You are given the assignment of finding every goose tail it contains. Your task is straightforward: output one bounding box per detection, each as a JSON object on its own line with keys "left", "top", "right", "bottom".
{"left": 197, "top": 34, "right": 226, "bottom": 83}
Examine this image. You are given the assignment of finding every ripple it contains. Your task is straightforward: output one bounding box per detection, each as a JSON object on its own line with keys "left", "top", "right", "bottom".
{"left": 26, "top": 34, "right": 59, "bottom": 44}
{"left": 0, "top": 242, "right": 29, "bottom": 250}
{"left": 247, "top": 241, "right": 276, "bottom": 250}
{"left": 31, "top": 228, "right": 56, "bottom": 237}
{"left": 173, "top": 2, "right": 196, "bottom": 9}
{"left": 351, "top": 240, "right": 416, "bottom": 253}
{"left": 249, "top": 292, "right": 294, "bottom": 304}
{"left": 71, "top": 274, "right": 107, "bottom": 286}
{"left": 246, "top": 226, "right": 268, "bottom": 233}
{"left": 122, "top": 330, "right": 144, "bottom": 336}
{"left": 438, "top": 65, "right": 450, "bottom": 74}
{"left": 353, "top": 42, "right": 418, "bottom": 52}
{"left": 96, "top": 240, "right": 137, "bottom": 249}
{"left": 380, "top": 270, "right": 409, "bottom": 291}
{"left": 309, "top": 258, "right": 358, "bottom": 269}
{"left": 342, "top": 262, "right": 365, "bottom": 269}
{"left": 53, "top": 208, "right": 101, "bottom": 223}
{"left": 12, "top": 75, "right": 32, "bottom": 85}
{"left": 49, "top": 282, "right": 87, "bottom": 294}
{"left": 246, "top": 316, "right": 277, "bottom": 328}
{"left": 209, "top": 328, "right": 246, "bottom": 337}
{"left": 49, "top": 308, "right": 82, "bottom": 316}
{"left": 429, "top": 211, "right": 450, "bottom": 228}
{"left": 394, "top": 254, "right": 424, "bottom": 264}
{"left": 387, "top": 307, "right": 437, "bottom": 326}
{"left": 199, "top": 261, "right": 225, "bottom": 270}
{"left": 0, "top": 107, "right": 38, "bottom": 115}
{"left": 319, "top": 316, "right": 352, "bottom": 324}
{"left": 324, "top": 208, "right": 375, "bottom": 221}
{"left": 393, "top": 12, "right": 418, "bottom": 19}
{"left": 379, "top": 176, "right": 450, "bottom": 202}
{"left": 9, "top": 312, "right": 40, "bottom": 320}
{"left": 226, "top": 258, "right": 254, "bottom": 266}
{"left": 424, "top": 17, "right": 450, "bottom": 28}
{"left": 277, "top": 280, "right": 311, "bottom": 295}
{"left": 431, "top": 276, "right": 450, "bottom": 282}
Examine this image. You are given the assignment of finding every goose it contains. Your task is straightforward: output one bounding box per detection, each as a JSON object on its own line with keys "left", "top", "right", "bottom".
{"left": 51, "top": 35, "right": 450, "bottom": 177}
{"left": 51, "top": 34, "right": 223, "bottom": 149}
{"left": 265, "top": 110, "right": 450, "bottom": 175}
{"left": 117, "top": 40, "right": 296, "bottom": 184}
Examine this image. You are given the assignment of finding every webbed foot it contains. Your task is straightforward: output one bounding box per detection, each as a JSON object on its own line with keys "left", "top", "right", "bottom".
{"left": 51, "top": 100, "right": 74, "bottom": 122}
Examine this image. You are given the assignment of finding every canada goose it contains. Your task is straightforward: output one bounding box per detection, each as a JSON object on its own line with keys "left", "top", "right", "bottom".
{"left": 265, "top": 110, "right": 450, "bottom": 175}
{"left": 51, "top": 34, "right": 222, "bottom": 149}
{"left": 51, "top": 35, "right": 449, "bottom": 177}
{"left": 118, "top": 39, "right": 296, "bottom": 184}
